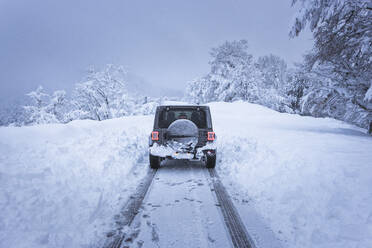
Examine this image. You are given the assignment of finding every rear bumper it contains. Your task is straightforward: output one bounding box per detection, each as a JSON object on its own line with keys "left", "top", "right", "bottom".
{"left": 149, "top": 143, "right": 216, "bottom": 160}
{"left": 166, "top": 152, "right": 196, "bottom": 160}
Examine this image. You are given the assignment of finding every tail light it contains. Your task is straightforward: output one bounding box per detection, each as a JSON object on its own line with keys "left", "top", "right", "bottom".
{"left": 207, "top": 132, "right": 215, "bottom": 141}
{"left": 151, "top": 131, "right": 159, "bottom": 141}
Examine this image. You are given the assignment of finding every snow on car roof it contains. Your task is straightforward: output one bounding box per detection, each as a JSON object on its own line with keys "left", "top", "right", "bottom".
{"left": 159, "top": 105, "right": 209, "bottom": 109}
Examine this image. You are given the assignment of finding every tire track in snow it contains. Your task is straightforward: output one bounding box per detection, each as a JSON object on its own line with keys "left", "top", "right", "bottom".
{"left": 104, "top": 168, "right": 157, "bottom": 248}
{"left": 104, "top": 164, "right": 256, "bottom": 248}
{"left": 125, "top": 161, "right": 232, "bottom": 247}
{"left": 208, "top": 168, "right": 256, "bottom": 248}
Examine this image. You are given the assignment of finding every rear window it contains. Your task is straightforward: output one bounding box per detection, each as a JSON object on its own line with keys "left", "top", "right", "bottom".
{"left": 158, "top": 109, "right": 207, "bottom": 128}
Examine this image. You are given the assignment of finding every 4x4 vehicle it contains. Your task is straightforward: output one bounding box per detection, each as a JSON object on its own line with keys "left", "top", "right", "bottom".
{"left": 149, "top": 105, "right": 216, "bottom": 169}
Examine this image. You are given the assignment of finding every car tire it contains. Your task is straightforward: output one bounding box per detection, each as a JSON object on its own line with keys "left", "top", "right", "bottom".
{"left": 205, "top": 154, "right": 216, "bottom": 168}
{"left": 149, "top": 154, "right": 161, "bottom": 169}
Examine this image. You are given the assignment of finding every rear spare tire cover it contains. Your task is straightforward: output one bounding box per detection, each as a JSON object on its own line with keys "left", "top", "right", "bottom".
{"left": 167, "top": 119, "right": 198, "bottom": 137}
{"left": 167, "top": 119, "right": 198, "bottom": 149}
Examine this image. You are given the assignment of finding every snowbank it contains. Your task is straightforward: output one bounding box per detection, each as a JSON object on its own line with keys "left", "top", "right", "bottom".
{"left": 210, "top": 101, "right": 372, "bottom": 248}
{"left": 0, "top": 115, "right": 153, "bottom": 248}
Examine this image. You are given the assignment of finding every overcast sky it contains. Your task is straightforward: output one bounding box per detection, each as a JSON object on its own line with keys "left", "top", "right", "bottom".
{"left": 0, "top": 0, "right": 313, "bottom": 102}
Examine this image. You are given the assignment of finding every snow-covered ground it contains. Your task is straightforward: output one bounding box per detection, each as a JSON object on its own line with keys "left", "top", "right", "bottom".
{"left": 211, "top": 101, "right": 372, "bottom": 248}
{"left": 1, "top": 101, "right": 371, "bottom": 248}
{"left": 0, "top": 116, "right": 153, "bottom": 248}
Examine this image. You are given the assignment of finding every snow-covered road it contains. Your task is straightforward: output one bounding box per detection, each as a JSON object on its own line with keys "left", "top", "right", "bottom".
{"left": 106, "top": 160, "right": 283, "bottom": 248}
{"left": 118, "top": 161, "right": 233, "bottom": 248}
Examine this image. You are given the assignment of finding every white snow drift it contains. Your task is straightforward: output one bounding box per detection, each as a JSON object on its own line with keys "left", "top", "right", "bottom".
{"left": 1, "top": 101, "right": 371, "bottom": 248}
{"left": 0, "top": 116, "right": 153, "bottom": 248}
{"left": 211, "top": 101, "right": 372, "bottom": 248}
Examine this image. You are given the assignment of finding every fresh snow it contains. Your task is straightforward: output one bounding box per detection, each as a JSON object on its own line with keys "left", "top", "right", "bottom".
{"left": 1, "top": 101, "right": 371, "bottom": 248}
{"left": 210, "top": 101, "right": 372, "bottom": 248}
{"left": 0, "top": 116, "right": 153, "bottom": 248}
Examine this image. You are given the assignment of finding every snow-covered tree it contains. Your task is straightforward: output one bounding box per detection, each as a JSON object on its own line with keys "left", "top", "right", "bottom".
{"left": 290, "top": 0, "right": 372, "bottom": 111}
{"left": 285, "top": 68, "right": 308, "bottom": 112}
{"left": 255, "top": 55, "right": 293, "bottom": 112}
{"left": 287, "top": 62, "right": 371, "bottom": 128}
{"left": 50, "top": 90, "right": 68, "bottom": 122}
{"left": 133, "top": 96, "right": 163, "bottom": 115}
{"left": 72, "top": 64, "right": 132, "bottom": 121}
{"left": 23, "top": 86, "right": 69, "bottom": 125}
{"left": 23, "top": 86, "right": 59, "bottom": 125}
{"left": 186, "top": 40, "right": 263, "bottom": 104}
{"left": 289, "top": 0, "right": 372, "bottom": 130}
{"left": 1, "top": 64, "right": 166, "bottom": 126}
{"left": 209, "top": 40, "right": 260, "bottom": 102}
{"left": 290, "top": 0, "right": 371, "bottom": 72}
{"left": 186, "top": 77, "right": 218, "bottom": 104}
{"left": 256, "top": 55, "right": 287, "bottom": 89}
{"left": 186, "top": 42, "right": 295, "bottom": 113}
{"left": 0, "top": 103, "right": 26, "bottom": 126}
